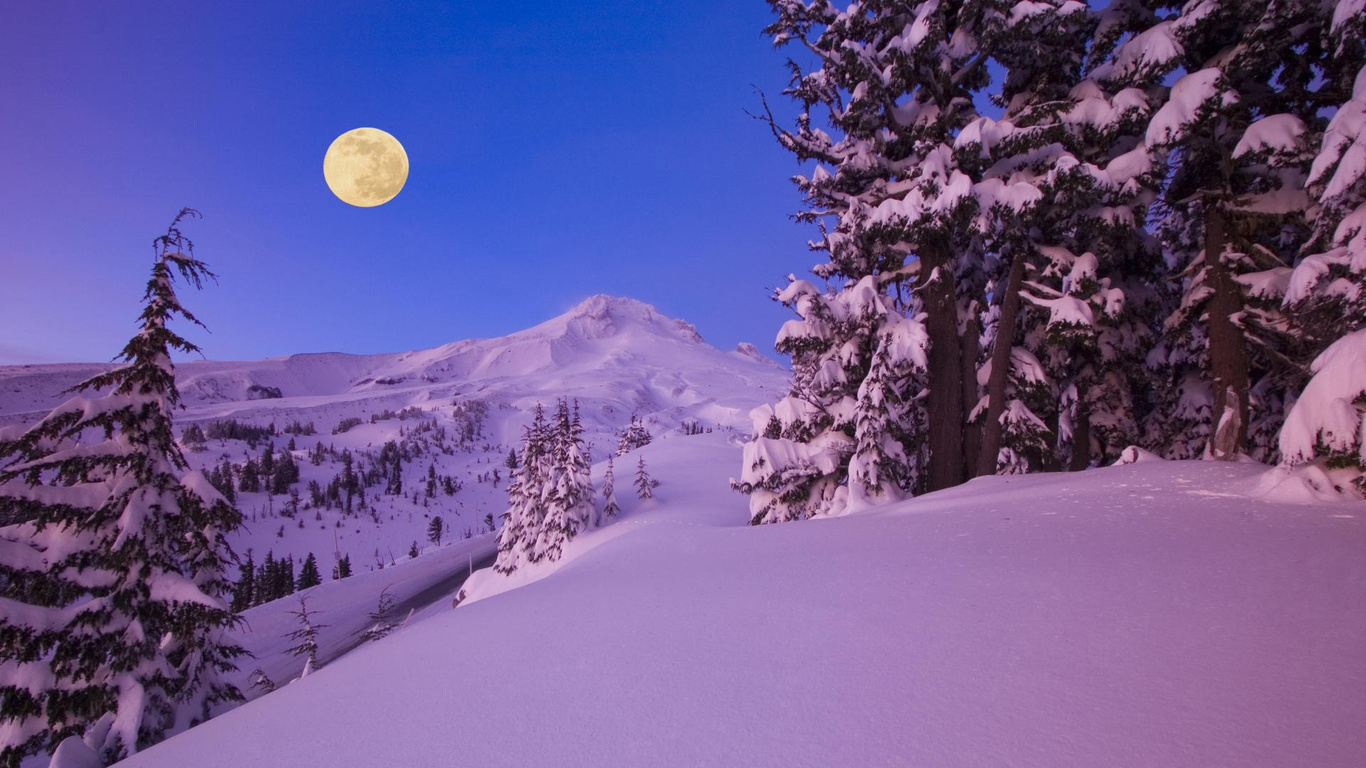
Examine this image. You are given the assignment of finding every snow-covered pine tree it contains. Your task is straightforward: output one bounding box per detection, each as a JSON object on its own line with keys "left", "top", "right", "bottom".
{"left": 1143, "top": 0, "right": 1335, "bottom": 461}
{"left": 634, "top": 456, "right": 656, "bottom": 500}
{"left": 1278, "top": 3, "right": 1366, "bottom": 490}
{"left": 0, "top": 210, "right": 243, "bottom": 765}
{"left": 1019, "top": 251, "right": 1138, "bottom": 470}
{"left": 752, "top": 0, "right": 1016, "bottom": 499}
{"left": 494, "top": 404, "right": 550, "bottom": 575}
{"left": 535, "top": 399, "right": 593, "bottom": 563}
{"left": 599, "top": 455, "right": 621, "bottom": 523}
{"left": 733, "top": 277, "right": 927, "bottom": 522}
{"left": 970, "top": 1, "right": 1168, "bottom": 473}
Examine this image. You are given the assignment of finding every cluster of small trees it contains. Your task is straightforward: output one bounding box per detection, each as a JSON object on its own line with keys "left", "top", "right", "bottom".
{"left": 237, "top": 442, "right": 301, "bottom": 496}
{"left": 495, "top": 407, "right": 663, "bottom": 575}
{"left": 616, "top": 414, "right": 653, "bottom": 455}
{"left": 735, "top": 0, "right": 1366, "bottom": 523}
{"left": 230, "top": 549, "right": 334, "bottom": 611}
{"left": 203, "top": 418, "right": 276, "bottom": 446}
{"left": 494, "top": 400, "right": 595, "bottom": 573}
{"left": 450, "top": 398, "right": 489, "bottom": 444}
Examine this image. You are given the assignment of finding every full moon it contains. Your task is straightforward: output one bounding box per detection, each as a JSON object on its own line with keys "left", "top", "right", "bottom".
{"left": 322, "top": 127, "right": 409, "bottom": 207}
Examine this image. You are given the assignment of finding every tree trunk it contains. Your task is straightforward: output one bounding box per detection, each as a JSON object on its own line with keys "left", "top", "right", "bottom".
{"left": 1068, "top": 382, "right": 1091, "bottom": 472}
{"left": 919, "top": 247, "right": 966, "bottom": 491}
{"left": 1203, "top": 202, "right": 1249, "bottom": 460}
{"left": 961, "top": 311, "right": 982, "bottom": 480}
{"left": 976, "top": 253, "right": 1028, "bottom": 477}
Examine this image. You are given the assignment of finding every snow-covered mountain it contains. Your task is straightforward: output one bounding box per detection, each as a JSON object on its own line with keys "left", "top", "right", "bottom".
{"left": 0, "top": 294, "right": 784, "bottom": 432}
{"left": 0, "top": 295, "right": 789, "bottom": 581}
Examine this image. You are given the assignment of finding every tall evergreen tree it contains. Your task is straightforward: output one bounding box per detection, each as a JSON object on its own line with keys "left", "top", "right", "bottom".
{"left": 1143, "top": 0, "right": 1336, "bottom": 460}
{"left": 600, "top": 455, "right": 621, "bottom": 523}
{"left": 495, "top": 404, "right": 548, "bottom": 574}
{"left": 536, "top": 399, "right": 593, "bottom": 562}
{"left": 237, "top": 459, "right": 260, "bottom": 494}
{"left": 231, "top": 549, "right": 256, "bottom": 613}
{"left": 0, "top": 210, "right": 243, "bottom": 764}
{"left": 972, "top": 0, "right": 1168, "bottom": 474}
{"left": 744, "top": 0, "right": 1110, "bottom": 519}
{"left": 270, "top": 450, "right": 298, "bottom": 496}
{"left": 1279, "top": 3, "right": 1366, "bottom": 489}
{"left": 295, "top": 553, "right": 322, "bottom": 591}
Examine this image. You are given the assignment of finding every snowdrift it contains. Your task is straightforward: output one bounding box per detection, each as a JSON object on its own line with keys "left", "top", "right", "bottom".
{"left": 119, "top": 436, "right": 1366, "bottom": 767}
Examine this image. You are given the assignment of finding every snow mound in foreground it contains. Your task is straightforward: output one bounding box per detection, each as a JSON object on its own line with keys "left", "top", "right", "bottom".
{"left": 120, "top": 437, "right": 1366, "bottom": 767}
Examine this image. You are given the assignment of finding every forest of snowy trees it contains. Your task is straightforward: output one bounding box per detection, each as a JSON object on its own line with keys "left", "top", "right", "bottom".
{"left": 734, "top": 0, "right": 1366, "bottom": 523}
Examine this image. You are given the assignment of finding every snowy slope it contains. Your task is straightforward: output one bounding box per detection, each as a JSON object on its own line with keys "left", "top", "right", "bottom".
{"left": 119, "top": 435, "right": 1366, "bottom": 768}
{"left": 0, "top": 295, "right": 789, "bottom": 582}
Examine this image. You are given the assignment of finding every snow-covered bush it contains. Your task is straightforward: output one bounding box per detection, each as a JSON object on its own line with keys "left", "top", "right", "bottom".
{"left": 1278, "top": 330, "right": 1366, "bottom": 491}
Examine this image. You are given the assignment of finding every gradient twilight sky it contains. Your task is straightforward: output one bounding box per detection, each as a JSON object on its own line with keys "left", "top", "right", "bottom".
{"left": 0, "top": 2, "right": 809, "bottom": 365}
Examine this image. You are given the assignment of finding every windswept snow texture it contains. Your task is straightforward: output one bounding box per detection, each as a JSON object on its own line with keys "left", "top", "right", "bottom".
{"left": 120, "top": 436, "right": 1366, "bottom": 768}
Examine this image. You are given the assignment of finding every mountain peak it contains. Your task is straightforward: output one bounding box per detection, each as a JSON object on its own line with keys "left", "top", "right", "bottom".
{"left": 545, "top": 295, "right": 704, "bottom": 344}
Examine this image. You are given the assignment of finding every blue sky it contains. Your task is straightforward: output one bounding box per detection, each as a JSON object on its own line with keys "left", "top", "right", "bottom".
{"left": 0, "top": 2, "right": 808, "bottom": 364}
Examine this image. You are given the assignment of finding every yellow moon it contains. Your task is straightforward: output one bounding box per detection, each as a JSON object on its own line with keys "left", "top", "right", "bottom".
{"left": 323, "top": 127, "right": 409, "bottom": 207}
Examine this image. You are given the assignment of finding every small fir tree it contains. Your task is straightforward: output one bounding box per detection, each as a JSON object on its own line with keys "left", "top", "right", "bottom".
{"left": 600, "top": 455, "right": 621, "bottom": 523}
{"left": 285, "top": 595, "right": 328, "bottom": 678}
{"left": 296, "top": 553, "right": 322, "bottom": 591}
{"left": 427, "top": 516, "right": 444, "bottom": 546}
{"left": 361, "top": 587, "right": 397, "bottom": 643}
{"left": 232, "top": 549, "right": 257, "bottom": 612}
{"left": 635, "top": 456, "right": 657, "bottom": 500}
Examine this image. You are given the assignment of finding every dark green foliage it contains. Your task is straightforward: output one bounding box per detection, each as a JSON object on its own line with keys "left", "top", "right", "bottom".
{"left": 232, "top": 549, "right": 256, "bottom": 612}
{"left": 238, "top": 459, "right": 261, "bottom": 493}
{"left": 245, "top": 385, "right": 283, "bottom": 400}
{"left": 204, "top": 419, "right": 275, "bottom": 445}
{"left": 181, "top": 423, "right": 207, "bottom": 449}
{"left": 270, "top": 449, "right": 299, "bottom": 495}
{"left": 282, "top": 420, "right": 316, "bottom": 436}
{"left": 427, "top": 516, "right": 444, "bottom": 546}
{"left": 332, "top": 417, "right": 363, "bottom": 435}
{"left": 296, "top": 553, "right": 322, "bottom": 591}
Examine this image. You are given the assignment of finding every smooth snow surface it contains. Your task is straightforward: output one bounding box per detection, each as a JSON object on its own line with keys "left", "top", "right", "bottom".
{"left": 119, "top": 436, "right": 1366, "bottom": 767}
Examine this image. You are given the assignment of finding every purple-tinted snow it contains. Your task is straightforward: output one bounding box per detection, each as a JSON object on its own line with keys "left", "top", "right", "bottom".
{"left": 119, "top": 435, "right": 1366, "bottom": 768}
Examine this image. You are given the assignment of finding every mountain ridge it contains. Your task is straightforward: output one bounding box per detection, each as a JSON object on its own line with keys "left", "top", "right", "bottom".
{"left": 0, "top": 295, "right": 788, "bottom": 427}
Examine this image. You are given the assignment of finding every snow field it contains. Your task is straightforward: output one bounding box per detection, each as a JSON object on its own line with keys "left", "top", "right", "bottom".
{"left": 121, "top": 436, "right": 1366, "bottom": 767}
